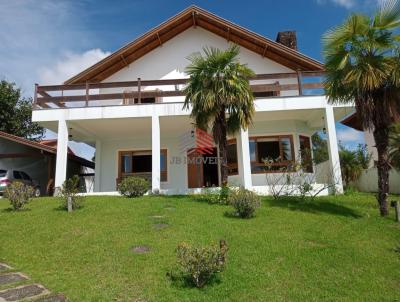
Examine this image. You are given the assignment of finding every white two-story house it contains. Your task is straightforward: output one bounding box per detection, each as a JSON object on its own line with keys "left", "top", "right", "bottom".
{"left": 32, "top": 6, "right": 351, "bottom": 195}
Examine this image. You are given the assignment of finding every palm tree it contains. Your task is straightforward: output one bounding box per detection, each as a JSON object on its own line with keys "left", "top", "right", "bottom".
{"left": 184, "top": 45, "right": 255, "bottom": 185}
{"left": 323, "top": 0, "right": 400, "bottom": 216}
{"left": 389, "top": 124, "right": 400, "bottom": 170}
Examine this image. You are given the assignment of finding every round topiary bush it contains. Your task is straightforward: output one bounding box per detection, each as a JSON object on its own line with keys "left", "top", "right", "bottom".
{"left": 228, "top": 187, "right": 261, "bottom": 218}
{"left": 118, "top": 177, "right": 150, "bottom": 197}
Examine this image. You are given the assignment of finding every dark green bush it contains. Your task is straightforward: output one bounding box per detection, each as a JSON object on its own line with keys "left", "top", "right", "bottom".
{"left": 60, "top": 175, "right": 83, "bottom": 210}
{"left": 175, "top": 240, "right": 228, "bottom": 288}
{"left": 228, "top": 187, "right": 261, "bottom": 218}
{"left": 118, "top": 177, "right": 150, "bottom": 197}
{"left": 4, "top": 181, "right": 34, "bottom": 210}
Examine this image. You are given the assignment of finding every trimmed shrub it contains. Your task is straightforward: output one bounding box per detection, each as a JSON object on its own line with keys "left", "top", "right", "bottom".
{"left": 118, "top": 177, "right": 150, "bottom": 197}
{"left": 198, "top": 185, "right": 232, "bottom": 205}
{"left": 228, "top": 187, "right": 261, "bottom": 218}
{"left": 60, "top": 175, "right": 83, "bottom": 210}
{"left": 4, "top": 181, "right": 34, "bottom": 210}
{"left": 175, "top": 240, "right": 228, "bottom": 288}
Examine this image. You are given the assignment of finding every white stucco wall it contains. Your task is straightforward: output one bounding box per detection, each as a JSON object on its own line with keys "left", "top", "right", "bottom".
{"left": 96, "top": 118, "right": 318, "bottom": 193}
{"left": 97, "top": 27, "right": 296, "bottom": 106}
{"left": 355, "top": 168, "right": 400, "bottom": 194}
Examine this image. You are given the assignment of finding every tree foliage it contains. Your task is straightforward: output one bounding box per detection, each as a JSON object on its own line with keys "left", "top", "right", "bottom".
{"left": 0, "top": 80, "right": 44, "bottom": 140}
{"left": 323, "top": 0, "right": 400, "bottom": 216}
{"left": 184, "top": 45, "right": 255, "bottom": 184}
{"left": 312, "top": 132, "right": 329, "bottom": 164}
{"left": 339, "top": 144, "right": 371, "bottom": 187}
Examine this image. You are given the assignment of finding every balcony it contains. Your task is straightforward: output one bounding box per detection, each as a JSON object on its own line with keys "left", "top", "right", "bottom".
{"left": 34, "top": 71, "right": 325, "bottom": 110}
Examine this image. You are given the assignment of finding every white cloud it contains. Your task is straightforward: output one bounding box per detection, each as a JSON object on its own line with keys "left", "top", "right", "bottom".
{"left": 316, "top": 0, "right": 382, "bottom": 10}
{"left": 316, "top": 0, "right": 356, "bottom": 9}
{"left": 337, "top": 128, "right": 364, "bottom": 143}
{"left": 331, "top": 0, "right": 357, "bottom": 8}
{"left": 0, "top": 0, "right": 106, "bottom": 95}
{"left": 40, "top": 49, "right": 110, "bottom": 85}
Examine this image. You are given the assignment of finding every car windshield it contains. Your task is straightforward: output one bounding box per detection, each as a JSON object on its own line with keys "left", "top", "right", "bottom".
{"left": 0, "top": 170, "right": 6, "bottom": 177}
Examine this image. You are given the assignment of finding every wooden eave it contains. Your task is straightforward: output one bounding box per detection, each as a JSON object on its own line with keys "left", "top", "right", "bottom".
{"left": 340, "top": 113, "right": 363, "bottom": 131}
{"left": 65, "top": 5, "right": 324, "bottom": 85}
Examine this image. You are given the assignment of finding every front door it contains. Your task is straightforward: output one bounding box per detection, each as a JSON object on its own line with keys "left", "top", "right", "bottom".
{"left": 187, "top": 150, "right": 203, "bottom": 188}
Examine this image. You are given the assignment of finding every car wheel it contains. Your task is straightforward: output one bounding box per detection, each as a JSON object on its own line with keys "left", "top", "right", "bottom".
{"left": 34, "top": 187, "right": 41, "bottom": 197}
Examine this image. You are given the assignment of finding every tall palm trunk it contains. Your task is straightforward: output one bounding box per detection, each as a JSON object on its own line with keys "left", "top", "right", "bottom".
{"left": 215, "top": 110, "right": 228, "bottom": 186}
{"left": 373, "top": 127, "right": 390, "bottom": 216}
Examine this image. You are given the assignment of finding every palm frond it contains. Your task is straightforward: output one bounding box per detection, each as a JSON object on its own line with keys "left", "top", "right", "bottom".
{"left": 183, "top": 44, "right": 255, "bottom": 136}
{"left": 374, "top": 0, "right": 400, "bottom": 29}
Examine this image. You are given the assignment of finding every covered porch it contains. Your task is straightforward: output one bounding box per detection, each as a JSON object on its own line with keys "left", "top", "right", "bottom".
{"left": 36, "top": 99, "right": 351, "bottom": 195}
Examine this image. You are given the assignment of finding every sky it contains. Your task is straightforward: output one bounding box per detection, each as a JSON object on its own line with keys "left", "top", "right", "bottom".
{"left": 0, "top": 0, "right": 378, "bottom": 159}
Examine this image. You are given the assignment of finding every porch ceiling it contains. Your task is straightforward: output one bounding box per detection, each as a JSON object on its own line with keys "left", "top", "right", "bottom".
{"left": 39, "top": 106, "right": 353, "bottom": 144}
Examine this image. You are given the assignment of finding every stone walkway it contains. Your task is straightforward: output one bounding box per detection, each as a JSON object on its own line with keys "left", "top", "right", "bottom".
{"left": 0, "top": 263, "right": 68, "bottom": 302}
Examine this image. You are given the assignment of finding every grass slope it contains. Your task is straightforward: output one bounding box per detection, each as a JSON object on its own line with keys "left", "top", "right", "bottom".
{"left": 0, "top": 193, "right": 399, "bottom": 301}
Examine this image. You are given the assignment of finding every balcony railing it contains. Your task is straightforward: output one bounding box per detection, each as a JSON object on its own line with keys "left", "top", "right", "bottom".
{"left": 33, "top": 71, "right": 325, "bottom": 110}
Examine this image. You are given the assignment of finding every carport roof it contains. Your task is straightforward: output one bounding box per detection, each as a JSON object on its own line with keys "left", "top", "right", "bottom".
{"left": 0, "top": 131, "right": 94, "bottom": 168}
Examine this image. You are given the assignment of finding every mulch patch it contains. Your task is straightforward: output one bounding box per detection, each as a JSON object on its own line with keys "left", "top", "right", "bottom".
{"left": 130, "top": 246, "right": 151, "bottom": 254}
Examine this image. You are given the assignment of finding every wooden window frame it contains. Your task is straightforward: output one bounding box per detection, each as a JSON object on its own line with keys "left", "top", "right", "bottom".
{"left": 123, "top": 89, "right": 162, "bottom": 105}
{"left": 299, "top": 135, "right": 313, "bottom": 173}
{"left": 117, "top": 149, "right": 167, "bottom": 181}
{"left": 249, "top": 135, "right": 295, "bottom": 174}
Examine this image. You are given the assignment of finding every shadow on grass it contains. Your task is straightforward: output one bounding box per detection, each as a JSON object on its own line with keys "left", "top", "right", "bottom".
{"left": 223, "top": 211, "right": 255, "bottom": 219}
{"left": 265, "top": 197, "right": 362, "bottom": 218}
{"left": 1, "top": 207, "right": 31, "bottom": 213}
{"left": 53, "top": 205, "right": 85, "bottom": 212}
{"left": 166, "top": 270, "right": 222, "bottom": 289}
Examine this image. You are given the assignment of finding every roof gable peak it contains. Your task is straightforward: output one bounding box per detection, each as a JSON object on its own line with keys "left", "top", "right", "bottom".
{"left": 65, "top": 5, "right": 323, "bottom": 84}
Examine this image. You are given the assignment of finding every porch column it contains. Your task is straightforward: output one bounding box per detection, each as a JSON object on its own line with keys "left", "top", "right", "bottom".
{"left": 54, "top": 118, "right": 69, "bottom": 194}
{"left": 237, "top": 128, "right": 252, "bottom": 189}
{"left": 324, "top": 105, "right": 344, "bottom": 193}
{"left": 152, "top": 115, "right": 161, "bottom": 192}
{"left": 94, "top": 139, "right": 102, "bottom": 192}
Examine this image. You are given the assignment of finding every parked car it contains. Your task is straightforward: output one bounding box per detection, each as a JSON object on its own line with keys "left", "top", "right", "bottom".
{"left": 0, "top": 169, "right": 41, "bottom": 197}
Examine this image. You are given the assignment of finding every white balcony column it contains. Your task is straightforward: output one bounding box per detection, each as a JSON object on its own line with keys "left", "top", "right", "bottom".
{"left": 94, "top": 139, "right": 102, "bottom": 192}
{"left": 324, "top": 105, "right": 344, "bottom": 193}
{"left": 152, "top": 115, "right": 161, "bottom": 192}
{"left": 236, "top": 128, "right": 252, "bottom": 189}
{"left": 54, "top": 118, "right": 69, "bottom": 194}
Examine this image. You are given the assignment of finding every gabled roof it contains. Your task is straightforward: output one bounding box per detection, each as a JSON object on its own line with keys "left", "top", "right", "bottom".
{"left": 65, "top": 5, "right": 324, "bottom": 85}
{"left": 0, "top": 131, "right": 95, "bottom": 168}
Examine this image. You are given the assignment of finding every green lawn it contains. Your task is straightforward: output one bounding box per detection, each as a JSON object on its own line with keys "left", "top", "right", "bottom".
{"left": 0, "top": 193, "right": 399, "bottom": 301}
